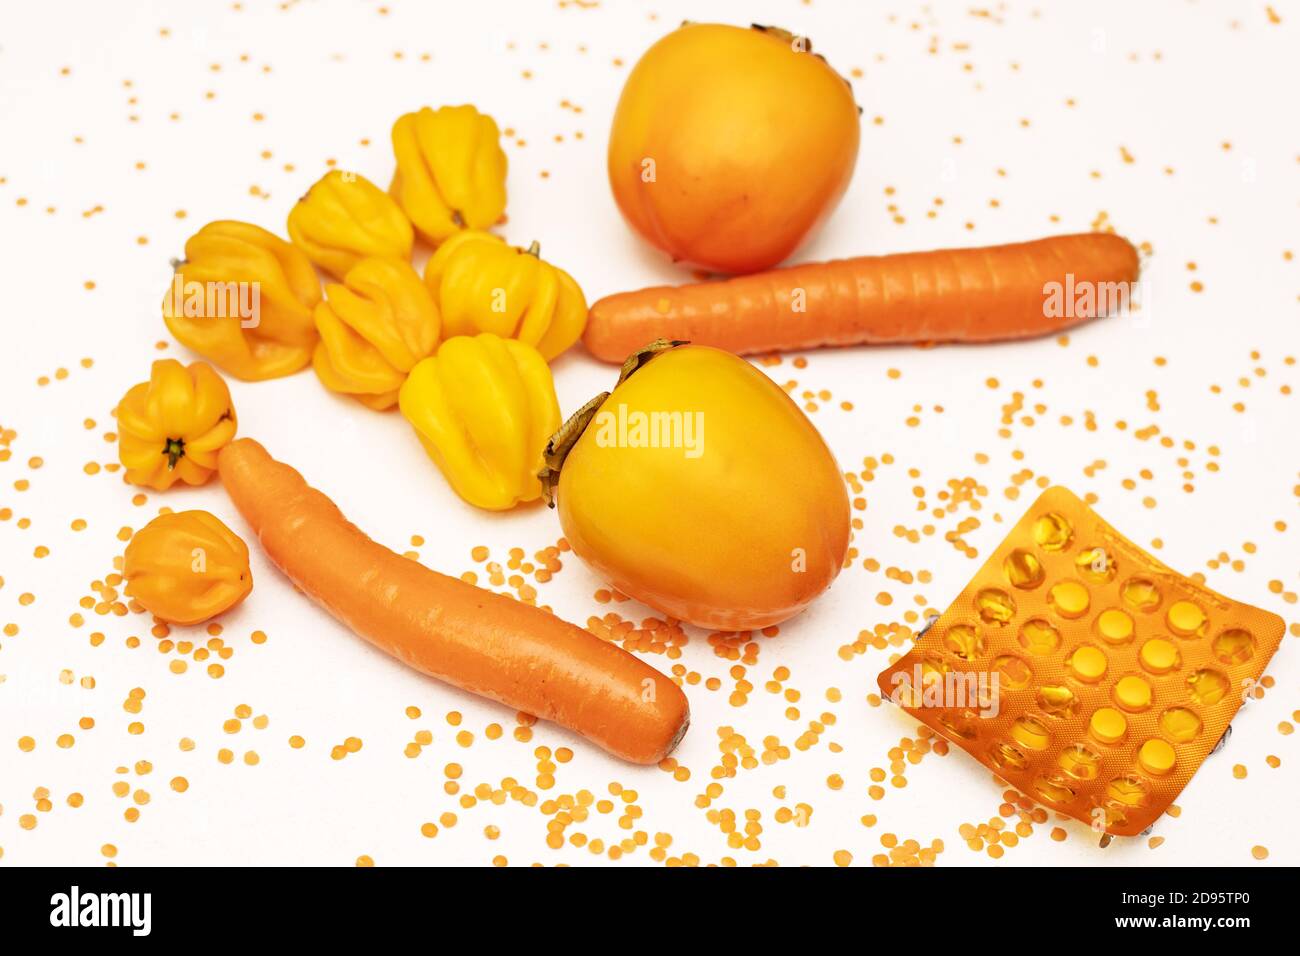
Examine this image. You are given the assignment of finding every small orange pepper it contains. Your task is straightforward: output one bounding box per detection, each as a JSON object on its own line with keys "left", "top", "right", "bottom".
{"left": 163, "top": 220, "right": 322, "bottom": 381}
{"left": 123, "top": 511, "right": 253, "bottom": 625}
{"left": 288, "top": 170, "right": 413, "bottom": 279}
{"left": 117, "top": 359, "right": 238, "bottom": 491}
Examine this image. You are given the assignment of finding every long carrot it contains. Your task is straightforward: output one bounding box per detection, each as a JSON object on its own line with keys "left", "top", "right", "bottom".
{"left": 217, "top": 438, "right": 689, "bottom": 764}
{"left": 584, "top": 233, "right": 1139, "bottom": 362}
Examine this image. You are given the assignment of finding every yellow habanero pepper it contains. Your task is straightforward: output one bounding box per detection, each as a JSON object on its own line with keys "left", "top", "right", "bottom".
{"left": 117, "top": 359, "right": 238, "bottom": 491}
{"left": 399, "top": 334, "right": 561, "bottom": 510}
{"left": 312, "top": 258, "right": 441, "bottom": 410}
{"left": 124, "top": 510, "right": 253, "bottom": 626}
{"left": 390, "top": 105, "right": 508, "bottom": 246}
{"left": 163, "top": 221, "right": 322, "bottom": 381}
{"left": 424, "top": 231, "right": 587, "bottom": 362}
{"left": 287, "top": 170, "right": 414, "bottom": 279}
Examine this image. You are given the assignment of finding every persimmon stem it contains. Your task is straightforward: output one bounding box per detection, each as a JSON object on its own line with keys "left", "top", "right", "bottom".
{"left": 536, "top": 339, "right": 689, "bottom": 507}
{"left": 750, "top": 22, "right": 859, "bottom": 107}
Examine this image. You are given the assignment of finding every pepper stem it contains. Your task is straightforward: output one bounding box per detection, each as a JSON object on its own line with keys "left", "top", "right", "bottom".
{"left": 524, "top": 240, "right": 541, "bottom": 258}
{"left": 164, "top": 437, "right": 185, "bottom": 470}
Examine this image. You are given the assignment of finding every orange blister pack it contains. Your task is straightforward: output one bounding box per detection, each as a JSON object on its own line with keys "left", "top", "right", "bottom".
{"left": 877, "top": 486, "right": 1285, "bottom": 837}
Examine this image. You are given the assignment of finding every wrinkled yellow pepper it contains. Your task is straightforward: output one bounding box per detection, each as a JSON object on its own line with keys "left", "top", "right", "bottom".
{"left": 123, "top": 510, "right": 253, "bottom": 625}
{"left": 424, "top": 231, "right": 587, "bottom": 361}
{"left": 399, "top": 333, "right": 560, "bottom": 510}
{"left": 313, "top": 258, "right": 441, "bottom": 410}
{"left": 118, "top": 359, "right": 238, "bottom": 490}
{"left": 287, "top": 170, "right": 413, "bottom": 279}
{"left": 163, "top": 221, "right": 322, "bottom": 381}
{"left": 390, "top": 105, "right": 508, "bottom": 246}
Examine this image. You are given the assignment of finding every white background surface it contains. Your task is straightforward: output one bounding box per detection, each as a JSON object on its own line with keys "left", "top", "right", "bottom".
{"left": 0, "top": 0, "right": 1296, "bottom": 866}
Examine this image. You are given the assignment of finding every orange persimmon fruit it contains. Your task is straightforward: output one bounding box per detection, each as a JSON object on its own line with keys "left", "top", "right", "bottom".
{"left": 540, "top": 342, "right": 850, "bottom": 631}
{"left": 607, "top": 23, "right": 861, "bottom": 275}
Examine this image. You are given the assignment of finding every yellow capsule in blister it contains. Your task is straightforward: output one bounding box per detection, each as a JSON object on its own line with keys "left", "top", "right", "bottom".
{"left": 1076, "top": 546, "right": 1116, "bottom": 583}
{"left": 1186, "top": 668, "right": 1230, "bottom": 706}
{"left": 976, "top": 587, "right": 1015, "bottom": 626}
{"left": 1114, "top": 675, "right": 1153, "bottom": 712}
{"left": 1095, "top": 607, "right": 1135, "bottom": 644}
{"left": 1121, "top": 576, "right": 1162, "bottom": 612}
{"left": 1138, "top": 738, "right": 1176, "bottom": 776}
{"left": 1032, "top": 512, "right": 1073, "bottom": 551}
{"left": 1032, "top": 774, "right": 1076, "bottom": 805}
{"left": 1089, "top": 707, "right": 1128, "bottom": 744}
{"left": 1018, "top": 618, "right": 1062, "bottom": 656}
{"left": 1166, "top": 599, "right": 1207, "bottom": 638}
{"left": 875, "top": 485, "right": 1289, "bottom": 839}
{"left": 1036, "top": 684, "right": 1078, "bottom": 717}
{"left": 1048, "top": 580, "right": 1090, "bottom": 619}
{"left": 1211, "top": 628, "right": 1256, "bottom": 665}
{"left": 1058, "top": 743, "right": 1100, "bottom": 780}
{"left": 1011, "top": 716, "right": 1051, "bottom": 751}
{"left": 1159, "top": 707, "right": 1203, "bottom": 743}
{"left": 942, "top": 623, "right": 984, "bottom": 661}
{"left": 1139, "top": 638, "right": 1179, "bottom": 674}
{"left": 1106, "top": 773, "right": 1149, "bottom": 808}
{"left": 1004, "top": 549, "right": 1045, "bottom": 589}
{"left": 1068, "top": 645, "right": 1108, "bottom": 683}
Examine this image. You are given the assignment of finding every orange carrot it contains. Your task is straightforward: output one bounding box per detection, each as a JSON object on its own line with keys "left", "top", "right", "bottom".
{"left": 218, "top": 438, "right": 689, "bottom": 764}
{"left": 584, "top": 233, "right": 1140, "bottom": 362}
